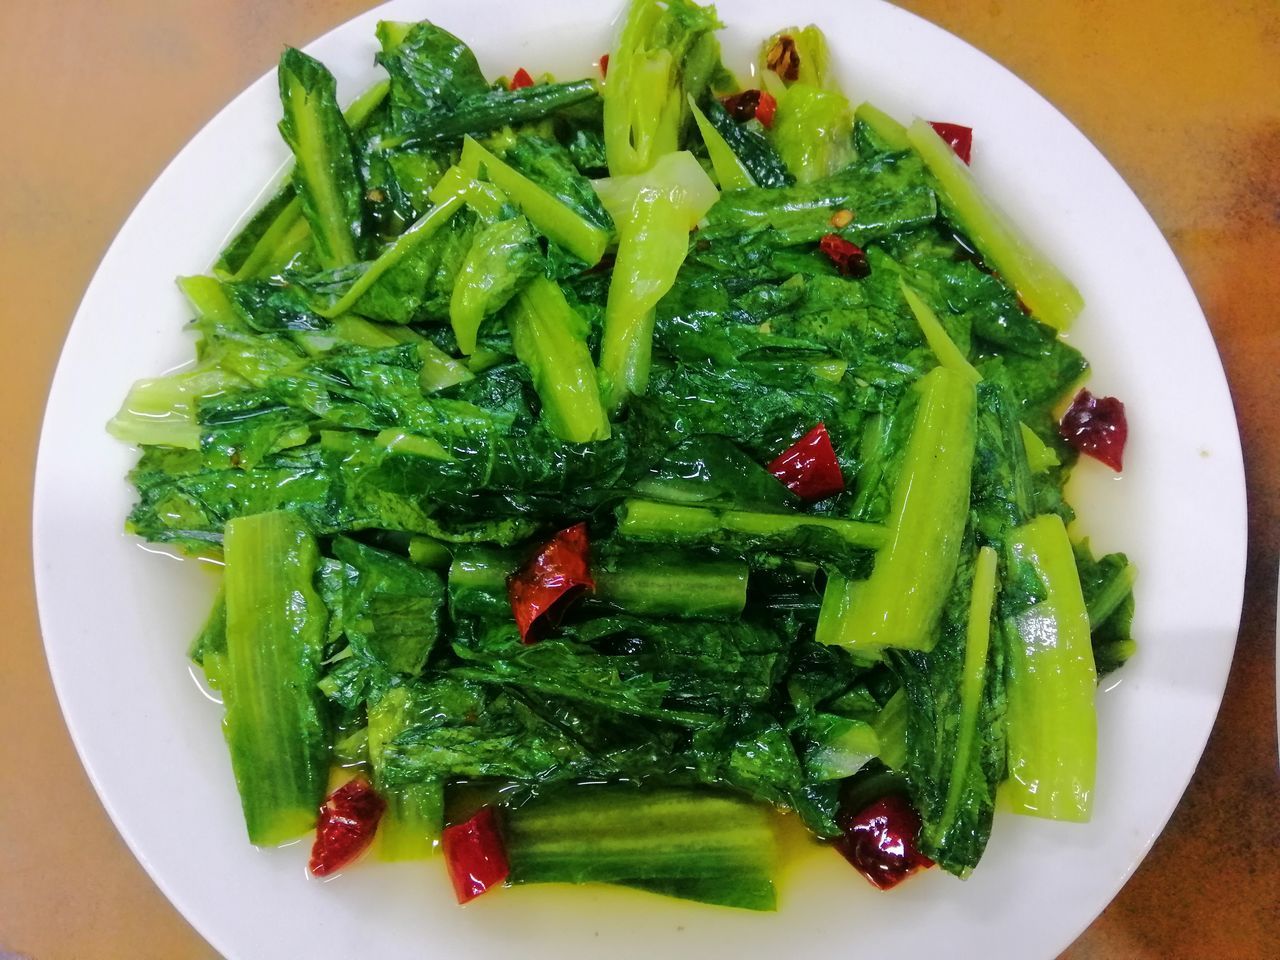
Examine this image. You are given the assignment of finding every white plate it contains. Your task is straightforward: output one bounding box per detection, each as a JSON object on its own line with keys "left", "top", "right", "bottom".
{"left": 33, "top": 1, "right": 1246, "bottom": 958}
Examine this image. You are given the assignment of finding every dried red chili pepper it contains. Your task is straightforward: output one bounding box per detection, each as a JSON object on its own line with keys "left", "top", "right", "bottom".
{"left": 1059, "top": 389, "right": 1128, "bottom": 471}
{"left": 599, "top": 53, "right": 609, "bottom": 78}
{"left": 442, "top": 807, "right": 510, "bottom": 904}
{"left": 818, "top": 233, "right": 870, "bottom": 278}
{"left": 929, "top": 121, "right": 973, "bottom": 165}
{"left": 768, "top": 423, "right": 845, "bottom": 502}
{"left": 721, "top": 89, "right": 762, "bottom": 123}
{"left": 765, "top": 34, "right": 800, "bottom": 82}
{"left": 309, "top": 778, "right": 386, "bottom": 877}
{"left": 754, "top": 89, "right": 778, "bottom": 128}
{"left": 508, "top": 522, "right": 595, "bottom": 643}
{"left": 833, "top": 793, "right": 935, "bottom": 890}
{"left": 509, "top": 67, "right": 534, "bottom": 90}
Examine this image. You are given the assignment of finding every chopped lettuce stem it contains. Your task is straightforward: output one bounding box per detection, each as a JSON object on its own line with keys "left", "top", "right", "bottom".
{"left": 277, "top": 48, "right": 364, "bottom": 269}
{"left": 220, "top": 512, "right": 329, "bottom": 846}
{"left": 816, "top": 366, "right": 977, "bottom": 652}
{"left": 900, "top": 280, "right": 981, "bottom": 383}
{"left": 504, "top": 786, "right": 776, "bottom": 910}
{"left": 688, "top": 96, "right": 755, "bottom": 190}
{"left": 616, "top": 498, "right": 888, "bottom": 552}
{"left": 216, "top": 79, "right": 389, "bottom": 281}
{"left": 596, "top": 151, "right": 718, "bottom": 412}
{"left": 907, "top": 118, "right": 1084, "bottom": 329}
{"left": 509, "top": 276, "right": 611, "bottom": 443}
{"left": 448, "top": 546, "right": 749, "bottom": 620}
{"left": 107, "top": 368, "right": 245, "bottom": 449}
{"left": 1020, "top": 422, "right": 1061, "bottom": 472}
{"left": 769, "top": 83, "right": 853, "bottom": 184}
{"left": 602, "top": 0, "right": 725, "bottom": 176}
{"left": 930, "top": 545, "right": 998, "bottom": 846}
{"left": 450, "top": 216, "right": 538, "bottom": 354}
{"left": 1002, "top": 514, "right": 1098, "bottom": 822}
{"left": 315, "top": 193, "right": 464, "bottom": 318}
{"left": 461, "top": 137, "right": 609, "bottom": 265}
{"left": 854, "top": 102, "right": 911, "bottom": 152}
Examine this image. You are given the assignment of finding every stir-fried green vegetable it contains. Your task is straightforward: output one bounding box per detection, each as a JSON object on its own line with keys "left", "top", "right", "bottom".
{"left": 109, "top": 0, "right": 1134, "bottom": 911}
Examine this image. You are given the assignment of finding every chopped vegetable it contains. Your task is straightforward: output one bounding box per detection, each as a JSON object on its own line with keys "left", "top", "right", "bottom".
{"left": 1003, "top": 515, "right": 1098, "bottom": 822}
{"left": 504, "top": 786, "right": 777, "bottom": 910}
{"left": 768, "top": 423, "right": 845, "bottom": 501}
{"left": 834, "top": 793, "right": 935, "bottom": 890}
{"left": 602, "top": 0, "right": 726, "bottom": 175}
{"left": 595, "top": 150, "right": 719, "bottom": 411}
{"left": 507, "top": 522, "right": 596, "bottom": 642}
{"left": 928, "top": 121, "right": 973, "bottom": 164}
{"left": 1059, "top": 389, "right": 1128, "bottom": 471}
{"left": 309, "top": 778, "right": 388, "bottom": 876}
{"left": 509, "top": 276, "right": 611, "bottom": 442}
{"left": 819, "top": 233, "right": 869, "bottom": 277}
{"left": 689, "top": 97, "right": 756, "bottom": 190}
{"left": 907, "top": 118, "right": 1084, "bottom": 329}
{"left": 442, "top": 807, "right": 510, "bottom": 903}
{"left": 276, "top": 48, "right": 365, "bottom": 269}
{"left": 219, "top": 512, "right": 329, "bottom": 846}
{"left": 817, "top": 367, "right": 977, "bottom": 653}
{"left": 114, "top": 0, "right": 1135, "bottom": 913}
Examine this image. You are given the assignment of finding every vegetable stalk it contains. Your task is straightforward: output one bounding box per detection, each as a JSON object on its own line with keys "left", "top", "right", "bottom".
{"left": 816, "top": 366, "right": 977, "bottom": 652}
{"left": 1002, "top": 514, "right": 1098, "bottom": 822}
{"left": 219, "top": 511, "right": 329, "bottom": 845}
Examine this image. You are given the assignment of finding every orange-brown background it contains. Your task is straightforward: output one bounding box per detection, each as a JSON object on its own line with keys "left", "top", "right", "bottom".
{"left": 2, "top": 2, "right": 1276, "bottom": 957}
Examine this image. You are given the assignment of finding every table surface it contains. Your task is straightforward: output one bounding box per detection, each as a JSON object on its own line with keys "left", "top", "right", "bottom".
{"left": 3, "top": 2, "right": 1277, "bottom": 957}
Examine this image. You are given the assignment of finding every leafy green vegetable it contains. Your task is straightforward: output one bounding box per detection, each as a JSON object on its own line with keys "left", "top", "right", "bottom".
{"left": 113, "top": 0, "right": 1135, "bottom": 909}
{"left": 508, "top": 276, "right": 611, "bottom": 442}
{"left": 277, "top": 48, "right": 366, "bottom": 269}
{"left": 450, "top": 215, "right": 541, "bottom": 353}
{"left": 701, "top": 98, "right": 794, "bottom": 188}
{"left": 217, "top": 512, "right": 329, "bottom": 845}
{"left": 1002, "top": 514, "right": 1097, "bottom": 822}
{"left": 689, "top": 96, "right": 755, "bottom": 190}
{"left": 505, "top": 786, "right": 777, "bottom": 910}
{"left": 907, "top": 119, "right": 1084, "bottom": 330}
{"left": 596, "top": 150, "right": 719, "bottom": 411}
{"left": 616, "top": 498, "right": 884, "bottom": 575}
{"left": 463, "top": 137, "right": 610, "bottom": 265}
{"left": 817, "top": 366, "right": 978, "bottom": 653}
{"left": 700, "top": 152, "right": 936, "bottom": 247}
{"left": 603, "top": 0, "right": 727, "bottom": 175}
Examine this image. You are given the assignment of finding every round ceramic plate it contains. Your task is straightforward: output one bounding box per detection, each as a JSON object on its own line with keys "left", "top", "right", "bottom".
{"left": 34, "top": 1, "right": 1246, "bottom": 958}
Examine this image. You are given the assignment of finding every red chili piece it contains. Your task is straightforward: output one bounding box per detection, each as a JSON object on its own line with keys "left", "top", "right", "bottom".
{"left": 818, "top": 233, "right": 870, "bottom": 279}
{"left": 768, "top": 423, "right": 845, "bottom": 502}
{"left": 599, "top": 53, "right": 609, "bottom": 78}
{"left": 509, "top": 67, "right": 535, "bottom": 90}
{"left": 754, "top": 89, "right": 778, "bottom": 128}
{"left": 1059, "top": 389, "right": 1128, "bottom": 471}
{"left": 508, "top": 522, "right": 595, "bottom": 643}
{"left": 721, "top": 89, "right": 762, "bottom": 123}
{"left": 833, "top": 793, "right": 934, "bottom": 890}
{"left": 308, "top": 778, "right": 386, "bottom": 877}
{"left": 929, "top": 121, "right": 973, "bottom": 165}
{"left": 443, "top": 807, "right": 510, "bottom": 904}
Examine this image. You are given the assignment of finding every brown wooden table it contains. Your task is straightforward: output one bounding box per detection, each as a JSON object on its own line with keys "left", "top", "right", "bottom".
{"left": 2, "top": 2, "right": 1275, "bottom": 957}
